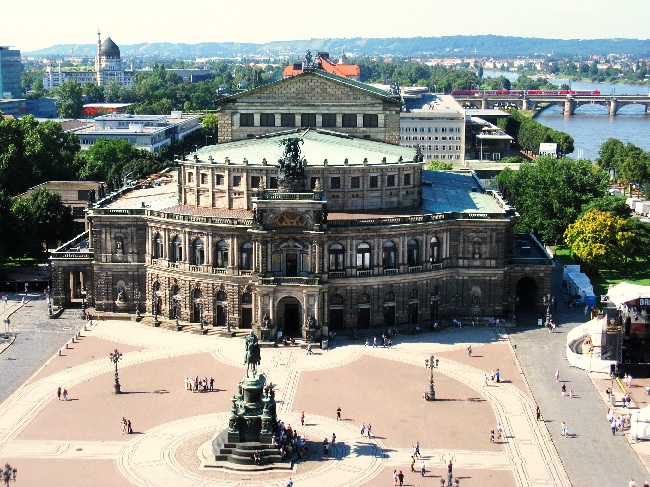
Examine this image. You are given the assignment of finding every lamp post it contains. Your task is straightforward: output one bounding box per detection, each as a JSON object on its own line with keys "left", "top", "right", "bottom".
{"left": 3, "top": 318, "right": 9, "bottom": 339}
{"left": 81, "top": 287, "right": 87, "bottom": 320}
{"left": 134, "top": 290, "right": 141, "bottom": 319}
{"left": 2, "top": 463, "right": 17, "bottom": 485}
{"left": 424, "top": 354, "right": 436, "bottom": 400}
{"left": 151, "top": 290, "right": 159, "bottom": 325}
{"left": 205, "top": 134, "right": 213, "bottom": 147}
{"left": 172, "top": 298, "right": 181, "bottom": 330}
{"left": 225, "top": 304, "right": 231, "bottom": 333}
{"left": 543, "top": 293, "right": 552, "bottom": 327}
{"left": 109, "top": 348, "right": 122, "bottom": 394}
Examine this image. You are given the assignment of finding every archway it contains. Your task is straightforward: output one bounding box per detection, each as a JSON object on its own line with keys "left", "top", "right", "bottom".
{"left": 240, "top": 292, "right": 253, "bottom": 329}
{"left": 276, "top": 296, "right": 302, "bottom": 338}
{"left": 516, "top": 276, "right": 538, "bottom": 315}
{"left": 329, "top": 294, "right": 345, "bottom": 331}
{"left": 214, "top": 290, "right": 227, "bottom": 327}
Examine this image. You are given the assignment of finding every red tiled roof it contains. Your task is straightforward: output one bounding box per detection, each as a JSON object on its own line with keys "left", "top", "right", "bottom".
{"left": 283, "top": 57, "right": 360, "bottom": 79}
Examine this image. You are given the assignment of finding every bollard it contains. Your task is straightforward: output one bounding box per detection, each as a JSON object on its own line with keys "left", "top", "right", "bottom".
{"left": 65, "top": 343, "right": 69, "bottom": 349}
{"left": 84, "top": 326, "right": 88, "bottom": 332}
{"left": 72, "top": 337, "right": 75, "bottom": 343}
{"left": 59, "top": 349, "right": 62, "bottom": 356}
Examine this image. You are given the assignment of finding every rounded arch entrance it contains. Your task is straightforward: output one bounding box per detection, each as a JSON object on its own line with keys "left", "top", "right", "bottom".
{"left": 276, "top": 295, "right": 302, "bottom": 338}
{"left": 515, "top": 276, "right": 538, "bottom": 315}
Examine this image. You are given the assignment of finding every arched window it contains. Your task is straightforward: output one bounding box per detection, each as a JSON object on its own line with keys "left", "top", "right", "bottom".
{"left": 241, "top": 292, "right": 252, "bottom": 304}
{"left": 472, "top": 239, "right": 482, "bottom": 259}
{"left": 358, "top": 293, "right": 370, "bottom": 305}
{"left": 191, "top": 238, "right": 204, "bottom": 265}
{"left": 430, "top": 236, "right": 439, "bottom": 264}
{"left": 152, "top": 233, "right": 163, "bottom": 259}
{"left": 382, "top": 241, "right": 397, "bottom": 269}
{"left": 193, "top": 288, "right": 202, "bottom": 300}
{"left": 329, "top": 243, "right": 345, "bottom": 271}
{"left": 170, "top": 236, "right": 182, "bottom": 263}
{"left": 330, "top": 294, "right": 345, "bottom": 306}
{"left": 214, "top": 240, "right": 229, "bottom": 268}
{"left": 384, "top": 291, "right": 396, "bottom": 303}
{"left": 407, "top": 239, "right": 420, "bottom": 266}
{"left": 240, "top": 242, "right": 253, "bottom": 270}
{"left": 356, "top": 243, "right": 371, "bottom": 269}
{"left": 216, "top": 290, "right": 227, "bottom": 302}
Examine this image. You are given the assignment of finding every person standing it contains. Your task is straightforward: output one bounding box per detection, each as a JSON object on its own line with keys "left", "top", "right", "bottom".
{"left": 287, "top": 478, "right": 293, "bottom": 487}
{"left": 490, "top": 429, "right": 495, "bottom": 443}
{"left": 555, "top": 369, "right": 560, "bottom": 382}
{"left": 397, "top": 470, "right": 404, "bottom": 486}
{"left": 367, "top": 423, "right": 372, "bottom": 438}
{"left": 410, "top": 455, "right": 416, "bottom": 472}
{"left": 467, "top": 345, "right": 472, "bottom": 357}
{"left": 209, "top": 377, "right": 214, "bottom": 392}
{"left": 420, "top": 463, "right": 426, "bottom": 477}
{"left": 336, "top": 407, "right": 341, "bottom": 421}
{"left": 63, "top": 388, "right": 68, "bottom": 401}
{"left": 561, "top": 421, "right": 568, "bottom": 438}
{"left": 301, "top": 411, "right": 305, "bottom": 427}
{"left": 360, "top": 422, "right": 365, "bottom": 436}
{"left": 57, "top": 387, "right": 62, "bottom": 401}
{"left": 392, "top": 469, "right": 398, "bottom": 486}
{"left": 127, "top": 420, "right": 132, "bottom": 434}
{"left": 561, "top": 383, "right": 566, "bottom": 396}
{"left": 414, "top": 441, "right": 421, "bottom": 458}
{"left": 495, "top": 369, "right": 500, "bottom": 383}
{"left": 121, "top": 417, "right": 127, "bottom": 435}
{"left": 331, "top": 432, "right": 336, "bottom": 445}
{"left": 536, "top": 406, "right": 541, "bottom": 421}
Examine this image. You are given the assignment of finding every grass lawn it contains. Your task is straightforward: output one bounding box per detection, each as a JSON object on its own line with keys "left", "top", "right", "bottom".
{"left": 554, "top": 246, "right": 650, "bottom": 296}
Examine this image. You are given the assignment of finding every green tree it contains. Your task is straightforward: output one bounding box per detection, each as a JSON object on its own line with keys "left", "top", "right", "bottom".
{"left": 54, "top": 81, "right": 84, "bottom": 118}
{"left": 564, "top": 209, "right": 634, "bottom": 268}
{"left": 202, "top": 113, "right": 218, "bottom": 143}
{"left": 580, "top": 195, "right": 632, "bottom": 219}
{"left": 497, "top": 156, "right": 609, "bottom": 244}
{"left": 596, "top": 138, "right": 625, "bottom": 178}
{"left": 75, "top": 138, "right": 141, "bottom": 181}
{"left": 11, "top": 188, "right": 74, "bottom": 255}
{"left": 618, "top": 145, "right": 650, "bottom": 190}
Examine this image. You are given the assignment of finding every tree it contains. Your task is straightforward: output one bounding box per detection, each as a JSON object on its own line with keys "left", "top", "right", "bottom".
{"left": 580, "top": 195, "right": 632, "bottom": 219}
{"left": 596, "top": 138, "right": 625, "bottom": 177}
{"left": 55, "top": 80, "right": 84, "bottom": 118}
{"left": 618, "top": 144, "right": 650, "bottom": 190}
{"left": 497, "top": 156, "right": 609, "bottom": 244}
{"left": 426, "top": 161, "right": 453, "bottom": 170}
{"left": 11, "top": 188, "right": 74, "bottom": 255}
{"left": 202, "top": 113, "right": 218, "bottom": 142}
{"left": 564, "top": 210, "right": 634, "bottom": 268}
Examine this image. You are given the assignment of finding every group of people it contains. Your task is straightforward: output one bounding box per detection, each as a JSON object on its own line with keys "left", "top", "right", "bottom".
{"left": 121, "top": 416, "right": 133, "bottom": 434}
{"left": 185, "top": 376, "right": 215, "bottom": 393}
{"left": 359, "top": 422, "right": 372, "bottom": 438}
{"left": 56, "top": 386, "right": 69, "bottom": 401}
{"left": 608, "top": 407, "right": 633, "bottom": 436}
{"left": 272, "top": 420, "right": 307, "bottom": 461}
{"left": 484, "top": 369, "right": 501, "bottom": 385}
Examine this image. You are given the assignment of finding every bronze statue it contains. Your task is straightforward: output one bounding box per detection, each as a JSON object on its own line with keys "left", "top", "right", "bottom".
{"left": 244, "top": 330, "right": 261, "bottom": 377}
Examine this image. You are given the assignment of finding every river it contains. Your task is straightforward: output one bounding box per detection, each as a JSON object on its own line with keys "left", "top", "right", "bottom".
{"left": 482, "top": 71, "right": 650, "bottom": 161}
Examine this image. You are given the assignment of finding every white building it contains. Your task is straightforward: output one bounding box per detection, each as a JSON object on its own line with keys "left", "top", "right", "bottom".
{"left": 69, "top": 111, "right": 201, "bottom": 152}
{"left": 400, "top": 94, "right": 466, "bottom": 163}
{"left": 43, "top": 32, "right": 134, "bottom": 90}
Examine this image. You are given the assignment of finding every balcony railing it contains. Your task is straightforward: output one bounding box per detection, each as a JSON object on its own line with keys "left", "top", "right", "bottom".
{"left": 329, "top": 271, "right": 345, "bottom": 278}
{"left": 212, "top": 268, "right": 227, "bottom": 275}
{"left": 384, "top": 268, "right": 399, "bottom": 275}
{"left": 356, "top": 269, "right": 373, "bottom": 277}
{"left": 408, "top": 265, "right": 423, "bottom": 273}
{"left": 241, "top": 270, "right": 253, "bottom": 276}
{"left": 258, "top": 276, "right": 320, "bottom": 286}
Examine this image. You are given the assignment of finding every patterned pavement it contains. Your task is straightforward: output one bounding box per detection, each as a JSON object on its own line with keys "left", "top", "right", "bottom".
{"left": 0, "top": 315, "right": 571, "bottom": 486}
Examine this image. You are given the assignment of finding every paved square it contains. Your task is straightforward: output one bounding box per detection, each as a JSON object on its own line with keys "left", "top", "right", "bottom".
{"left": 0, "top": 319, "right": 570, "bottom": 486}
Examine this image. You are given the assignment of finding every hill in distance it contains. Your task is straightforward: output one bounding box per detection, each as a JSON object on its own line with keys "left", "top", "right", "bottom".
{"left": 25, "top": 35, "right": 650, "bottom": 60}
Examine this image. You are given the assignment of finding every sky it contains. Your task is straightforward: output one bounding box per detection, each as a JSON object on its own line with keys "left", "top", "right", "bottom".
{"left": 2, "top": 0, "right": 649, "bottom": 53}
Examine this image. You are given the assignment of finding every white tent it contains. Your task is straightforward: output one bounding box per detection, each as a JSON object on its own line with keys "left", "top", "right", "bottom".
{"left": 633, "top": 405, "right": 650, "bottom": 440}
{"left": 606, "top": 282, "right": 650, "bottom": 307}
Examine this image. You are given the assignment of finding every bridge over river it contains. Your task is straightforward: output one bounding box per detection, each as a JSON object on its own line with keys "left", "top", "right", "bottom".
{"left": 453, "top": 93, "right": 650, "bottom": 116}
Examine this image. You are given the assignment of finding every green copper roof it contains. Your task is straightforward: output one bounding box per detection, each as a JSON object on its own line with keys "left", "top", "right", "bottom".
{"left": 188, "top": 129, "right": 416, "bottom": 168}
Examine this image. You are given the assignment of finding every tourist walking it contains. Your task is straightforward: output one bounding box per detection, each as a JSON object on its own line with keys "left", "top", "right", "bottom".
{"left": 367, "top": 423, "right": 372, "bottom": 438}
{"left": 397, "top": 470, "right": 404, "bottom": 486}
{"left": 561, "top": 383, "right": 566, "bottom": 396}
{"left": 57, "top": 387, "right": 61, "bottom": 401}
{"left": 561, "top": 421, "right": 568, "bottom": 438}
{"left": 360, "top": 422, "right": 365, "bottom": 436}
{"left": 336, "top": 407, "right": 341, "bottom": 421}
{"left": 555, "top": 369, "right": 560, "bottom": 382}
{"left": 209, "top": 377, "right": 214, "bottom": 391}
{"left": 62, "top": 388, "right": 68, "bottom": 401}
{"left": 301, "top": 411, "right": 305, "bottom": 426}
{"left": 121, "top": 417, "right": 127, "bottom": 435}
{"left": 410, "top": 455, "right": 416, "bottom": 472}
{"left": 420, "top": 463, "right": 426, "bottom": 477}
{"left": 467, "top": 345, "right": 472, "bottom": 357}
{"left": 127, "top": 420, "right": 132, "bottom": 434}
{"left": 393, "top": 469, "right": 398, "bottom": 486}
{"left": 414, "top": 441, "right": 421, "bottom": 458}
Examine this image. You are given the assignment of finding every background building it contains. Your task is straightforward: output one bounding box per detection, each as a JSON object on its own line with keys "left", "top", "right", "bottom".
{"left": 0, "top": 46, "right": 23, "bottom": 99}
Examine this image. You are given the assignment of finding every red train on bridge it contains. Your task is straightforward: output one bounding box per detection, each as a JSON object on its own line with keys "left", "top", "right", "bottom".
{"left": 451, "top": 89, "right": 601, "bottom": 96}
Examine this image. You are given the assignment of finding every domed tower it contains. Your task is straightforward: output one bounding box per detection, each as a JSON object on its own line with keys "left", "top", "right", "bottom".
{"left": 95, "top": 31, "right": 128, "bottom": 86}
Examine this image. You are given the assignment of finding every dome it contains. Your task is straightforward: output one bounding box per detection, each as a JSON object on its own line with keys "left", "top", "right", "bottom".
{"left": 100, "top": 37, "right": 120, "bottom": 58}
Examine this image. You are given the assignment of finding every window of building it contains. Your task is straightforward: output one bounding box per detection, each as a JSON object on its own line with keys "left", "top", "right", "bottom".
{"left": 363, "top": 114, "right": 378, "bottom": 127}
{"left": 200, "top": 173, "right": 208, "bottom": 185}
{"left": 420, "top": 127, "right": 425, "bottom": 132}
{"left": 240, "top": 113, "right": 254, "bottom": 127}
{"left": 251, "top": 176, "right": 261, "bottom": 189}
{"left": 321, "top": 113, "right": 337, "bottom": 128}
{"left": 240, "top": 242, "right": 253, "bottom": 270}
{"left": 216, "top": 174, "right": 224, "bottom": 186}
{"left": 369, "top": 176, "right": 378, "bottom": 188}
{"left": 407, "top": 239, "right": 420, "bottom": 266}
{"left": 342, "top": 114, "right": 357, "bottom": 128}
{"left": 329, "top": 244, "right": 345, "bottom": 271}
{"left": 330, "top": 177, "right": 341, "bottom": 189}
{"left": 191, "top": 238, "right": 204, "bottom": 265}
{"left": 403, "top": 173, "right": 411, "bottom": 186}
{"left": 310, "top": 177, "right": 319, "bottom": 189}
{"left": 351, "top": 176, "right": 360, "bottom": 189}
{"left": 152, "top": 233, "right": 163, "bottom": 259}
{"left": 171, "top": 236, "right": 182, "bottom": 263}
{"left": 214, "top": 240, "right": 228, "bottom": 268}
{"left": 356, "top": 243, "right": 371, "bottom": 269}
{"left": 269, "top": 177, "right": 278, "bottom": 189}
{"left": 260, "top": 113, "right": 275, "bottom": 127}
{"left": 301, "top": 113, "right": 316, "bottom": 127}
{"left": 280, "top": 113, "right": 295, "bottom": 127}
{"left": 382, "top": 241, "right": 397, "bottom": 269}
{"left": 187, "top": 172, "right": 194, "bottom": 183}
{"left": 233, "top": 176, "right": 241, "bottom": 187}
{"left": 386, "top": 175, "right": 395, "bottom": 187}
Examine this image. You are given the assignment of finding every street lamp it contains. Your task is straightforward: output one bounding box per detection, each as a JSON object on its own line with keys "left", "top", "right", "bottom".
{"left": 2, "top": 463, "right": 17, "bottom": 485}
{"left": 543, "top": 293, "right": 552, "bottom": 327}
{"left": 109, "top": 348, "right": 122, "bottom": 394}
{"left": 205, "top": 134, "right": 213, "bottom": 147}
{"left": 151, "top": 290, "right": 159, "bottom": 325}
{"left": 81, "top": 287, "right": 87, "bottom": 320}
{"left": 225, "top": 305, "right": 231, "bottom": 333}
{"left": 424, "top": 354, "right": 436, "bottom": 400}
{"left": 3, "top": 319, "right": 9, "bottom": 339}
{"left": 172, "top": 298, "right": 181, "bottom": 329}
{"left": 134, "top": 290, "right": 141, "bottom": 318}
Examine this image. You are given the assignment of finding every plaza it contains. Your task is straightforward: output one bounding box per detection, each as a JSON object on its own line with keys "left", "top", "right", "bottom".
{"left": 0, "top": 297, "right": 570, "bottom": 487}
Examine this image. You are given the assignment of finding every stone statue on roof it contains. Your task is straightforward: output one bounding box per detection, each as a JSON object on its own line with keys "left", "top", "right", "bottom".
{"left": 277, "top": 138, "right": 307, "bottom": 192}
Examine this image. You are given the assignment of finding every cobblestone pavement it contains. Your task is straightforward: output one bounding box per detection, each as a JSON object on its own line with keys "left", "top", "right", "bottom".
{"left": 0, "top": 314, "right": 570, "bottom": 487}
{"left": 0, "top": 295, "right": 86, "bottom": 405}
